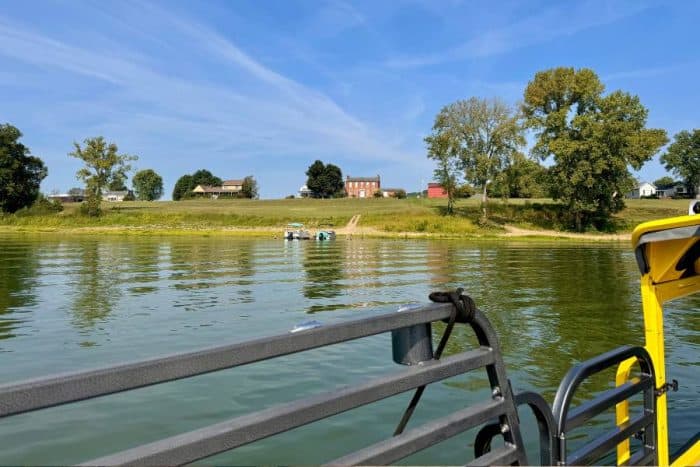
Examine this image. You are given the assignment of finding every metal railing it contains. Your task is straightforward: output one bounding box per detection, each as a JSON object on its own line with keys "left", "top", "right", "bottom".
{"left": 551, "top": 345, "right": 657, "bottom": 466}
{"left": 1, "top": 297, "right": 532, "bottom": 466}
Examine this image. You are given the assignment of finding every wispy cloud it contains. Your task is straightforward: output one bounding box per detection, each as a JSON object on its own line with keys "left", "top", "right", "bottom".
{"left": 0, "top": 7, "right": 415, "bottom": 171}
{"left": 386, "top": 0, "right": 656, "bottom": 68}
{"left": 602, "top": 63, "right": 692, "bottom": 81}
{"left": 305, "top": 0, "right": 366, "bottom": 38}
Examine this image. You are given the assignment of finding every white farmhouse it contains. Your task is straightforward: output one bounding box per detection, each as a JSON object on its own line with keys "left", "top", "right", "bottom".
{"left": 626, "top": 182, "right": 656, "bottom": 199}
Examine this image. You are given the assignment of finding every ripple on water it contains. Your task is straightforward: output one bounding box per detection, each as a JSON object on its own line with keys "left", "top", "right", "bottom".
{"left": 0, "top": 236, "right": 696, "bottom": 464}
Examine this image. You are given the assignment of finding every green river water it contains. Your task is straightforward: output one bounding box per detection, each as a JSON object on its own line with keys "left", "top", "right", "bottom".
{"left": 0, "top": 235, "right": 697, "bottom": 464}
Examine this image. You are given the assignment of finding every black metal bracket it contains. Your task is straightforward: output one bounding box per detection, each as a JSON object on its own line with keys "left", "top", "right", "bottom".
{"left": 655, "top": 379, "right": 678, "bottom": 397}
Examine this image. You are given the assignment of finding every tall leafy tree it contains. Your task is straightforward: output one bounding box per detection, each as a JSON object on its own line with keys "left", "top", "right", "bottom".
{"left": 522, "top": 67, "right": 668, "bottom": 230}
{"left": 492, "top": 153, "right": 548, "bottom": 199}
{"left": 660, "top": 130, "right": 700, "bottom": 196}
{"left": 190, "top": 169, "right": 222, "bottom": 188}
{"left": 425, "top": 132, "right": 460, "bottom": 214}
{"left": 653, "top": 176, "right": 676, "bottom": 189}
{"left": 240, "top": 175, "right": 259, "bottom": 199}
{"left": 69, "top": 136, "right": 137, "bottom": 198}
{"left": 427, "top": 97, "right": 524, "bottom": 212}
{"left": 108, "top": 177, "right": 128, "bottom": 192}
{"left": 132, "top": 169, "right": 164, "bottom": 201}
{"left": 305, "top": 160, "right": 344, "bottom": 198}
{"left": 172, "top": 175, "right": 193, "bottom": 201}
{"left": 0, "top": 124, "right": 48, "bottom": 213}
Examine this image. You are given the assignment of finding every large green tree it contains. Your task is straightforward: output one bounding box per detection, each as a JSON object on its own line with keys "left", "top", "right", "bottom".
{"left": 240, "top": 175, "right": 259, "bottom": 199}
{"left": 425, "top": 132, "right": 460, "bottom": 214}
{"left": 69, "top": 137, "right": 137, "bottom": 198}
{"left": 132, "top": 169, "right": 164, "bottom": 201}
{"left": 172, "top": 169, "right": 222, "bottom": 200}
{"left": 426, "top": 97, "right": 524, "bottom": 212}
{"left": 172, "top": 175, "right": 193, "bottom": 201}
{"left": 653, "top": 176, "right": 677, "bottom": 189}
{"left": 492, "top": 152, "right": 548, "bottom": 199}
{"left": 305, "top": 160, "right": 344, "bottom": 198}
{"left": 0, "top": 124, "right": 48, "bottom": 213}
{"left": 108, "top": 177, "right": 128, "bottom": 192}
{"left": 660, "top": 130, "right": 700, "bottom": 196}
{"left": 522, "top": 67, "right": 668, "bottom": 230}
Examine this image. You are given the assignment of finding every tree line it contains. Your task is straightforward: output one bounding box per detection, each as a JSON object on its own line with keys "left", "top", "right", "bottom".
{"left": 0, "top": 128, "right": 259, "bottom": 216}
{"left": 426, "top": 66, "right": 698, "bottom": 231}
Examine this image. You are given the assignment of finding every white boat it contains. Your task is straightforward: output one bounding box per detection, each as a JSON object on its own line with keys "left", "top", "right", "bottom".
{"left": 284, "top": 223, "right": 311, "bottom": 240}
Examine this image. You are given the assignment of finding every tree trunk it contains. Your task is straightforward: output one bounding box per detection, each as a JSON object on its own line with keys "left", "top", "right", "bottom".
{"left": 481, "top": 184, "right": 488, "bottom": 218}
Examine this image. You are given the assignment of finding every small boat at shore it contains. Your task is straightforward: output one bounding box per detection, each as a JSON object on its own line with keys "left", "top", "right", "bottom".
{"left": 315, "top": 229, "right": 336, "bottom": 241}
{"left": 284, "top": 223, "right": 311, "bottom": 240}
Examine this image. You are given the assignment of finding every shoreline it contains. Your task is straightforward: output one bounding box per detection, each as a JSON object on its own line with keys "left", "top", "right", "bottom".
{"left": 0, "top": 224, "right": 631, "bottom": 242}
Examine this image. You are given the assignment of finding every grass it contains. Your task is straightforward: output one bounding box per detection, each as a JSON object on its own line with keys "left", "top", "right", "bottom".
{"left": 0, "top": 197, "right": 692, "bottom": 237}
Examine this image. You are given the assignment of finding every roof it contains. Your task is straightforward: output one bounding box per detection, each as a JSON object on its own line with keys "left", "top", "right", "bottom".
{"left": 638, "top": 181, "right": 656, "bottom": 188}
{"left": 382, "top": 187, "right": 404, "bottom": 192}
{"left": 193, "top": 185, "right": 223, "bottom": 193}
{"left": 346, "top": 175, "right": 380, "bottom": 182}
{"left": 223, "top": 179, "right": 244, "bottom": 186}
{"left": 104, "top": 191, "right": 128, "bottom": 196}
{"left": 427, "top": 183, "right": 444, "bottom": 188}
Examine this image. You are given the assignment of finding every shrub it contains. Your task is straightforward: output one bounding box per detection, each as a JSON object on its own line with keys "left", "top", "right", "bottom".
{"left": 455, "top": 184, "right": 474, "bottom": 198}
{"left": 14, "top": 194, "right": 64, "bottom": 216}
{"left": 80, "top": 193, "right": 102, "bottom": 217}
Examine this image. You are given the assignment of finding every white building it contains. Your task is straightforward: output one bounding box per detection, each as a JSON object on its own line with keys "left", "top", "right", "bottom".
{"left": 298, "top": 185, "right": 312, "bottom": 198}
{"left": 102, "top": 191, "right": 129, "bottom": 202}
{"left": 627, "top": 182, "right": 656, "bottom": 199}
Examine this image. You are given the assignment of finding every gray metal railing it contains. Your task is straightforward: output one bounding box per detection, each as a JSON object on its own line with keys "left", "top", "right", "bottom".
{"left": 551, "top": 345, "right": 657, "bottom": 466}
{"left": 0, "top": 298, "right": 532, "bottom": 466}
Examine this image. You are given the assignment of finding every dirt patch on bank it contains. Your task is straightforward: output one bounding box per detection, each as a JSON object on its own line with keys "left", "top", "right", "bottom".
{"left": 502, "top": 225, "right": 630, "bottom": 241}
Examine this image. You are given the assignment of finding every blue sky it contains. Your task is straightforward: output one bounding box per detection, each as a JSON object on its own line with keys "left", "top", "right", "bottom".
{"left": 1, "top": 0, "right": 698, "bottom": 199}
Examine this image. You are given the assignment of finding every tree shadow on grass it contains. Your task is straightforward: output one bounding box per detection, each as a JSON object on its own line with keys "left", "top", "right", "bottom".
{"left": 107, "top": 205, "right": 159, "bottom": 211}
{"left": 435, "top": 201, "right": 628, "bottom": 233}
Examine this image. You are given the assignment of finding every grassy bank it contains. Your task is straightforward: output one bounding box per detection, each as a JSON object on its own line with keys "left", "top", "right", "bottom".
{"left": 0, "top": 197, "right": 692, "bottom": 237}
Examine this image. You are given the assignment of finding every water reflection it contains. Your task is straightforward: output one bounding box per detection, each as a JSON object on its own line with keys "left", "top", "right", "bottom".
{"left": 0, "top": 241, "right": 39, "bottom": 342}
{"left": 423, "top": 243, "right": 640, "bottom": 400}
{"left": 303, "top": 241, "right": 345, "bottom": 300}
{"left": 71, "top": 240, "right": 122, "bottom": 329}
{"left": 169, "top": 239, "right": 257, "bottom": 310}
{"left": 0, "top": 235, "right": 696, "bottom": 465}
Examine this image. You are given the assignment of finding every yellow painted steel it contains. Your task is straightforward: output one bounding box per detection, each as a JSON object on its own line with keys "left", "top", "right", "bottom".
{"left": 630, "top": 214, "right": 700, "bottom": 247}
{"left": 615, "top": 357, "right": 637, "bottom": 465}
{"left": 641, "top": 275, "right": 670, "bottom": 466}
{"left": 616, "top": 214, "right": 700, "bottom": 466}
{"left": 670, "top": 440, "right": 700, "bottom": 466}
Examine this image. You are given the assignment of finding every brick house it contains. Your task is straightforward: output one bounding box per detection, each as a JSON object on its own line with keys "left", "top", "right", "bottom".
{"left": 345, "top": 175, "right": 380, "bottom": 198}
{"left": 427, "top": 183, "right": 448, "bottom": 198}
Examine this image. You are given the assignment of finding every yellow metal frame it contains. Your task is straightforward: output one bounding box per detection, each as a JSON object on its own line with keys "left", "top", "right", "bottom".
{"left": 615, "top": 215, "right": 700, "bottom": 466}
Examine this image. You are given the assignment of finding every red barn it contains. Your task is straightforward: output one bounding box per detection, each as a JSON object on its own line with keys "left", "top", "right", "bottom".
{"left": 427, "top": 183, "right": 448, "bottom": 198}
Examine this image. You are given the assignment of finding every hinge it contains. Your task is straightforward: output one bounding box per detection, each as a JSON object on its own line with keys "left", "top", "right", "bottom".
{"left": 655, "top": 379, "right": 678, "bottom": 397}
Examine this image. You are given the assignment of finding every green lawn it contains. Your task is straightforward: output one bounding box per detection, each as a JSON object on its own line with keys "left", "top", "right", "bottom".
{"left": 0, "top": 197, "right": 692, "bottom": 235}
